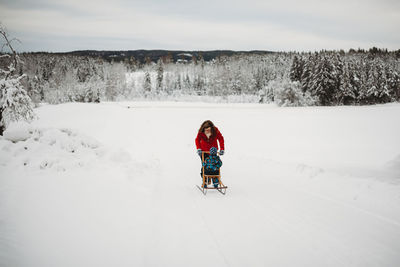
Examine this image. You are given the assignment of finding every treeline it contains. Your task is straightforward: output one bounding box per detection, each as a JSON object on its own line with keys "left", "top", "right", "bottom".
{"left": 25, "top": 49, "right": 274, "bottom": 64}
{"left": 130, "top": 53, "right": 292, "bottom": 100}
{"left": 289, "top": 50, "right": 400, "bottom": 105}
{"left": 15, "top": 54, "right": 127, "bottom": 104}
{"left": 3, "top": 48, "right": 399, "bottom": 106}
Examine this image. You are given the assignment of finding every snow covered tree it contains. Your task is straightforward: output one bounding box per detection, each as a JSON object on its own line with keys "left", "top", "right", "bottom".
{"left": 337, "top": 62, "right": 357, "bottom": 105}
{"left": 332, "top": 54, "right": 344, "bottom": 104}
{"left": 300, "top": 54, "right": 315, "bottom": 93}
{"left": 230, "top": 68, "right": 244, "bottom": 95}
{"left": 173, "top": 73, "right": 182, "bottom": 91}
{"left": 104, "top": 62, "right": 126, "bottom": 101}
{"left": 385, "top": 64, "right": 400, "bottom": 100}
{"left": 358, "top": 58, "right": 376, "bottom": 104}
{"left": 156, "top": 59, "right": 163, "bottom": 92}
{"left": 253, "top": 67, "right": 265, "bottom": 92}
{"left": 193, "top": 75, "right": 205, "bottom": 95}
{"left": 0, "top": 24, "right": 35, "bottom": 135}
{"left": 273, "top": 80, "right": 316, "bottom": 107}
{"left": 290, "top": 55, "right": 304, "bottom": 82}
{"left": 183, "top": 74, "right": 191, "bottom": 94}
{"left": 372, "top": 62, "right": 391, "bottom": 103}
{"left": 309, "top": 56, "right": 337, "bottom": 105}
{"left": 143, "top": 71, "right": 151, "bottom": 97}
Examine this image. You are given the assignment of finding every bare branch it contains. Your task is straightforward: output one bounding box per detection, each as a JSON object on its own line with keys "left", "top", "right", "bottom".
{"left": 0, "top": 23, "right": 19, "bottom": 79}
{"left": 9, "top": 37, "right": 22, "bottom": 45}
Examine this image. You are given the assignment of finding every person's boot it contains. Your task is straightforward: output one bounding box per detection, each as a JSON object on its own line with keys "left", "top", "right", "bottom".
{"left": 213, "top": 178, "right": 219, "bottom": 188}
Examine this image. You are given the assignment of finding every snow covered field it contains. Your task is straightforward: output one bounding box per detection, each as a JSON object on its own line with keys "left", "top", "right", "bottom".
{"left": 1, "top": 101, "right": 400, "bottom": 267}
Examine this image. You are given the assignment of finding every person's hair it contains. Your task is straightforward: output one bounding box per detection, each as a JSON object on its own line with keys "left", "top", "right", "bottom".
{"left": 198, "top": 120, "right": 216, "bottom": 137}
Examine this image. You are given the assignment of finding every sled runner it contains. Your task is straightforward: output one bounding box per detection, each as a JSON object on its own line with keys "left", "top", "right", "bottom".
{"left": 196, "top": 151, "right": 228, "bottom": 195}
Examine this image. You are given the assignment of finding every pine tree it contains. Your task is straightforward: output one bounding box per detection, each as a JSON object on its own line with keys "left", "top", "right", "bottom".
{"left": 385, "top": 64, "right": 400, "bottom": 101}
{"left": 359, "top": 59, "right": 376, "bottom": 104}
{"left": 193, "top": 75, "right": 205, "bottom": 95}
{"left": 332, "top": 54, "right": 344, "bottom": 104}
{"left": 174, "top": 73, "right": 182, "bottom": 91}
{"left": 309, "top": 56, "right": 336, "bottom": 105}
{"left": 372, "top": 62, "right": 390, "bottom": 103}
{"left": 143, "top": 71, "right": 151, "bottom": 96}
{"left": 338, "top": 62, "right": 356, "bottom": 105}
{"left": 300, "top": 54, "right": 314, "bottom": 93}
{"left": 290, "top": 55, "right": 304, "bottom": 82}
{"left": 156, "top": 59, "right": 163, "bottom": 92}
{"left": 230, "top": 68, "right": 243, "bottom": 95}
{"left": 183, "top": 74, "right": 191, "bottom": 94}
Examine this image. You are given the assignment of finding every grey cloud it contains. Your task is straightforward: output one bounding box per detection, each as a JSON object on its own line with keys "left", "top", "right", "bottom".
{"left": 0, "top": 0, "right": 398, "bottom": 52}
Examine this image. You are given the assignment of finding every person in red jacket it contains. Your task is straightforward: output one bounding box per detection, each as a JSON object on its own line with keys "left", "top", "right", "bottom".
{"left": 195, "top": 120, "right": 225, "bottom": 157}
{"left": 195, "top": 120, "right": 225, "bottom": 184}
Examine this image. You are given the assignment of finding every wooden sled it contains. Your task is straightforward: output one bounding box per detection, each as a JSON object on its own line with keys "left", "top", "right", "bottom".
{"left": 196, "top": 151, "right": 228, "bottom": 195}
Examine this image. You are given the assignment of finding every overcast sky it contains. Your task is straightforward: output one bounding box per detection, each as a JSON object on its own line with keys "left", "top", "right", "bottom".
{"left": 0, "top": 0, "right": 399, "bottom": 52}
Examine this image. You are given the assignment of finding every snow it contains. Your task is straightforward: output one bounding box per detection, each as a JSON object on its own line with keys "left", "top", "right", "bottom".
{"left": 2, "top": 121, "right": 32, "bottom": 142}
{"left": 1, "top": 101, "right": 400, "bottom": 267}
{"left": 385, "top": 153, "right": 400, "bottom": 178}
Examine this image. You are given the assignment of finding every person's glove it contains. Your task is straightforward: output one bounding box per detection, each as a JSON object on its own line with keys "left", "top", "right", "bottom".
{"left": 197, "top": 149, "right": 202, "bottom": 156}
{"left": 220, "top": 150, "right": 224, "bottom": 156}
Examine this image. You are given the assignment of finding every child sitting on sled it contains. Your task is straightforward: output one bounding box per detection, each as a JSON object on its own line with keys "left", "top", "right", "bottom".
{"left": 202, "top": 147, "right": 223, "bottom": 188}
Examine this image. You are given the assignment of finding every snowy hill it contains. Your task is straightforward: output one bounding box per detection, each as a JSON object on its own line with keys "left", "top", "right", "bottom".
{"left": 1, "top": 102, "right": 400, "bottom": 267}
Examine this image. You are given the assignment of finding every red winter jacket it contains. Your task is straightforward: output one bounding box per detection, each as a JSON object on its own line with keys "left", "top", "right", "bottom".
{"left": 195, "top": 126, "right": 225, "bottom": 151}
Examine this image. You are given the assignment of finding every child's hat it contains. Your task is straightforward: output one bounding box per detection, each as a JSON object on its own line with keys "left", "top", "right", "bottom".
{"left": 210, "top": 147, "right": 217, "bottom": 155}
